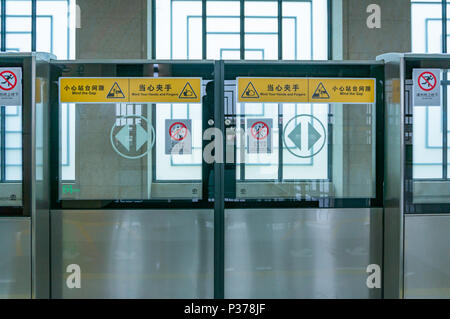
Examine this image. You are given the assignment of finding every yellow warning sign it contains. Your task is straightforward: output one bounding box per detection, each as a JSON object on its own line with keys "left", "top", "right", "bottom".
{"left": 60, "top": 78, "right": 129, "bottom": 103}
{"left": 107, "top": 82, "right": 126, "bottom": 99}
{"left": 238, "top": 77, "right": 308, "bottom": 103}
{"left": 129, "top": 78, "right": 200, "bottom": 103}
{"left": 60, "top": 77, "right": 202, "bottom": 103}
{"left": 309, "top": 78, "right": 375, "bottom": 103}
{"left": 238, "top": 77, "right": 375, "bottom": 104}
{"left": 242, "top": 82, "right": 260, "bottom": 99}
{"left": 311, "top": 82, "right": 330, "bottom": 99}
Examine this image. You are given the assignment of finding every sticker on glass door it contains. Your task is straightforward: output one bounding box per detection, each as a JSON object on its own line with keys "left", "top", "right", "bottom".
{"left": 165, "top": 119, "right": 192, "bottom": 155}
{"left": 283, "top": 115, "right": 327, "bottom": 158}
{"left": 247, "top": 118, "right": 273, "bottom": 154}
{"left": 110, "top": 115, "right": 155, "bottom": 159}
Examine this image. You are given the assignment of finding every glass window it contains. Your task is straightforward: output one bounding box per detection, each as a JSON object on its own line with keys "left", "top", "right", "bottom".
{"left": 37, "top": 0, "right": 76, "bottom": 59}
{"left": 412, "top": 70, "right": 450, "bottom": 180}
{"left": 244, "top": 1, "right": 277, "bottom": 60}
{"left": 6, "top": 0, "right": 31, "bottom": 52}
{"left": 283, "top": 0, "right": 327, "bottom": 60}
{"left": 411, "top": 69, "right": 450, "bottom": 205}
{"left": 411, "top": 0, "right": 443, "bottom": 53}
{"left": 3, "top": 0, "right": 75, "bottom": 58}
{"left": 156, "top": 0, "right": 203, "bottom": 59}
{"left": 0, "top": 1, "right": 76, "bottom": 207}
{"left": 155, "top": 0, "right": 328, "bottom": 60}
{"left": 207, "top": 0, "right": 240, "bottom": 60}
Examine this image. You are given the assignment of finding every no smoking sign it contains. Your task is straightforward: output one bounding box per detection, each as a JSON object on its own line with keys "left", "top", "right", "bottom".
{"left": 0, "top": 67, "right": 22, "bottom": 106}
{"left": 413, "top": 69, "right": 440, "bottom": 106}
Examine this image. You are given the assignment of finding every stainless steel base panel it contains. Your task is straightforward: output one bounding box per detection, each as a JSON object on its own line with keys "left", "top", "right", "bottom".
{"left": 50, "top": 210, "right": 213, "bottom": 298}
{"left": 404, "top": 214, "right": 450, "bottom": 299}
{"left": 225, "top": 208, "right": 383, "bottom": 298}
{"left": 0, "top": 218, "right": 31, "bottom": 299}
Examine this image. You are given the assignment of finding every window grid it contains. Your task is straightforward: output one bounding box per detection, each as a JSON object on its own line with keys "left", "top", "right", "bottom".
{"left": 0, "top": 0, "right": 74, "bottom": 182}
{"left": 411, "top": 0, "right": 449, "bottom": 180}
{"left": 153, "top": 0, "right": 330, "bottom": 60}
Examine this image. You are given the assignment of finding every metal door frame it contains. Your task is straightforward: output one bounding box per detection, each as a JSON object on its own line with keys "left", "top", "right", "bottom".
{"left": 216, "top": 60, "right": 385, "bottom": 298}
{"left": 48, "top": 59, "right": 385, "bottom": 299}
{"left": 49, "top": 60, "right": 218, "bottom": 298}
{"left": 377, "top": 53, "right": 450, "bottom": 299}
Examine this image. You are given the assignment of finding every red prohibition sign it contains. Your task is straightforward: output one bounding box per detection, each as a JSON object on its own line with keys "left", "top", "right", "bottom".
{"left": 250, "top": 121, "right": 269, "bottom": 140}
{"left": 418, "top": 71, "right": 437, "bottom": 92}
{"left": 169, "top": 122, "right": 188, "bottom": 141}
{"left": 0, "top": 70, "right": 17, "bottom": 91}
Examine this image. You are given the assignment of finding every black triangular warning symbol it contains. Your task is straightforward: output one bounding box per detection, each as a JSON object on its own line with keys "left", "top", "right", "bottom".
{"left": 179, "top": 82, "right": 198, "bottom": 99}
{"left": 106, "top": 82, "right": 125, "bottom": 99}
{"left": 312, "top": 82, "right": 330, "bottom": 99}
{"left": 241, "top": 82, "right": 259, "bottom": 99}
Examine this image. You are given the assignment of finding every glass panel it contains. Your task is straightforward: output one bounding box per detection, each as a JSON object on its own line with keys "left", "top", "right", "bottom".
{"left": 413, "top": 70, "right": 444, "bottom": 179}
{"left": 59, "top": 101, "right": 203, "bottom": 200}
{"left": 207, "top": 0, "right": 240, "bottom": 60}
{"left": 155, "top": 0, "right": 328, "bottom": 60}
{"left": 411, "top": 69, "right": 450, "bottom": 205}
{"left": 156, "top": 0, "right": 202, "bottom": 59}
{"left": 411, "top": 0, "right": 443, "bottom": 53}
{"left": 6, "top": 0, "right": 31, "bottom": 52}
{"left": 283, "top": 0, "right": 328, "bottom": 60}
{"left": 413, "top": 106, "right": 443, "bottom": 179}
{"left": 155, "top": 103, "right": 202, "bottom": 181}
{"left": 245, "top": 1, "right": 277, "bottom": 60}
{"left": 61, "top": 103, "right": 75, "bottom": 180}
{"left": 235, "top": 100, "right": 376, "bottom": 199}
{"left": 0, "top": 2, "right": 2, "bottom": 48}
{"left": 0, "top": 104, "right": 22, "bottom": 206}
{"left": 37, "top": 0, "right": 75, "bottom": 59}
{"left": 448, "top": 1, "right": 450, "bottom": 53}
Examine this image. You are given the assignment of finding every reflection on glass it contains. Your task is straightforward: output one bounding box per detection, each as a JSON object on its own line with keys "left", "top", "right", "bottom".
{"left": 6, "top": 0, "right": 31, "bottom": 52}
{"left": 155, "top": 0, "right": 327, "bottom": 60}
{"left": 411, "top": 0, "right": 443, "bottom": 53}
{"left": 3, "top": 0, "right": 75, "bottom": 58}
{"left": 236, "top": 102, "right": 376, "bottom": 199}
{"left": 37, "top": 0, "right": 75, "bottom": 59}
{"left": 0, "top": 105, "right": 22, "bottom": 206}
{"left": 411, "top": 70, "right": 450, "bottom": 204}
{"left": 207, "top": 1, "right": 240, "bottom": 60}
{"left": 244, "top": 1, "right": 277, "bottom": 60}
{"left": 156, "top": 0, "right": 203, "bottom": 59}
{"left": 413, "top": 104, "right": 443, "bottom": 179}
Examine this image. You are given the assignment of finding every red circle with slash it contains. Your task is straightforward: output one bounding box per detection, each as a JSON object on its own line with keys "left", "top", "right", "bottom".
{"left": 0, "top": 70, "right": 18, "bottom": 91}
{"left": 250, "top": 121, "right": 269, "bottom": 140}
{"left": 169, "top": 122, "right": 188, "bottom": 141}
{"left": 418, "top": 71, "right": 437, "bottom": 92}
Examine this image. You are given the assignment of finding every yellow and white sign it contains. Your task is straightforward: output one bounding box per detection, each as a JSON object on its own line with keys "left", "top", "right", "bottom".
{"left": 129, "top": 78, "right": 201, "bottom": 103}
{"left": 309, "top": 78, "right": 375, "bottom": 103}
{"left": 59, "top": 77, "right": 201, "bottom": 103}
{"left": 238, "top": 77, "right": 375, "bottom": 104}
{"left": 238, "top": 77, "right": 308, "bottom": 103}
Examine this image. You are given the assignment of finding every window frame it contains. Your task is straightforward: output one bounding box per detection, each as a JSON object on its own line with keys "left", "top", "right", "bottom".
{"left": 151, "top": 0, "right": 332, "bottom": 60}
